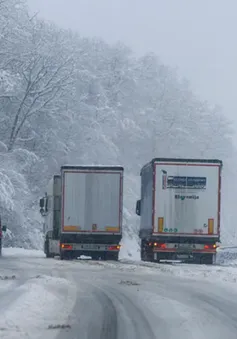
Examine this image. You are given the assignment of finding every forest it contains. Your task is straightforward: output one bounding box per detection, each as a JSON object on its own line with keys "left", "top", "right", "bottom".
{"left": 0, "top": 0, "right": 236, "bottom": 255}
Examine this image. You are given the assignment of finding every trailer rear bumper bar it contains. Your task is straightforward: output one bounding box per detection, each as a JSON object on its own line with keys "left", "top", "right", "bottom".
{"left": 153, "top": 249, "right": 216, "bottom": 254}
{"left": 153, "top": 251, "right": 215, "bottom": 264}
{"left": 61, "top": 243, "right": 120, "bottom": 251}
{"left": 60, "top": 243, "right": 121, "bottom": 260}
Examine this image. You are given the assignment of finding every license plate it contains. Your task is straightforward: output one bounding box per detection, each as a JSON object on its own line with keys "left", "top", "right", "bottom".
{"left": 84, "top": 244, "right": 98, "bottom": 249}
{"left": 178, "top": 244, "right": 192, "bottom": 251}
{"left": 178, "top": 243, "right": 192, "bottom": 248}
{"left": 177, "top": 254, "right": 192, "bottom": 259}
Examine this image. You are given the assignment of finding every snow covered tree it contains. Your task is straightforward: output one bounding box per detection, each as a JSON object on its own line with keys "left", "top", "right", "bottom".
{"left": 0, "top": 0, "right": 235, "bottom": 250}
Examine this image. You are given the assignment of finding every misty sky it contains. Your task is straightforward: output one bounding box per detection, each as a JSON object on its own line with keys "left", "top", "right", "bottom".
{"left": 29, "top": 0, "right": 237, "bottom": 137}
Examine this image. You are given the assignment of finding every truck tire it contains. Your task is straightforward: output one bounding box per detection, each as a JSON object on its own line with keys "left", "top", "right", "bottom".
{"left": 200, "top": 254, "right": 213, "bottom": 265}
{"left": 60, "top": 251, "right": 73, "bottom": 260}
{"left": 141, "top": 240, "right": 153, "bottom": 262}
{"left": 45, "top": 240, "right": 54, "bottom": 258}
{"left": 106, "top": 252, "right": 119, "bottom": 261}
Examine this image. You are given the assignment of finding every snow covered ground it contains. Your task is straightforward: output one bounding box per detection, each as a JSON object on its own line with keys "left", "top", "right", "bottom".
{"left": 0, "top": 248, "right": 77, "bottom": 339}
{"left": 1, "top": 246, "right": 237, "bottom": 338}
{"left": 0, "top": 275, "right": 77, "bottom": 339}
{"left": 2, "top": 247, "right": 45, "bottom": 258}
{"left": 79, "top": 246, "right": 237, "bottom": 288}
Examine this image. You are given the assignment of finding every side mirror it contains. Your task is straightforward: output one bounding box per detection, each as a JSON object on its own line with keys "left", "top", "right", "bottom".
{"left": 40, "top": 208, "right": 45, "bottom": 215}
{"left": 136, "top": 200, "right": 141, "bottom": 216}
{"left": 2, "top": 225, "right": 7, "bottom": 232}
{"left": 39, "top": 198, "right": 44, "bottom": 208}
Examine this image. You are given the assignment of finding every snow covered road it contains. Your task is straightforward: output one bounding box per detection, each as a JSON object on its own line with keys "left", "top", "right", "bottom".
{"left": 1, "top": 248, "right": 237, "bottom": 338}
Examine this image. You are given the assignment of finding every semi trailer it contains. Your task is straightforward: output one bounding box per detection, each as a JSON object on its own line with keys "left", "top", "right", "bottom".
{"left": 40, "top": 165, "right": 124, "bottom": 260}
{"left": 136, "top": 158, "right": 222, "bottom": 264}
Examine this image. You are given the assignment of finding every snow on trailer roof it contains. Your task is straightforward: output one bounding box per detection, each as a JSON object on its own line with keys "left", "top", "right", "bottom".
{"left": 140, "top": 158, "right": 223, "bottom": 175}
{"left": 61, "top": 165, "right": 124, "bottom": 171}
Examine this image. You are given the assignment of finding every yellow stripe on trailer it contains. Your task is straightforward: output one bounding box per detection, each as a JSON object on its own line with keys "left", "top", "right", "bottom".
{"left": 208, "top": 219, "right": 214, "bottom": 234}
{"left": 105, "top": 227, "right": 119, "bottom": 232}
{"left": 158, "top": 217, "right": 164, "bottom": 232}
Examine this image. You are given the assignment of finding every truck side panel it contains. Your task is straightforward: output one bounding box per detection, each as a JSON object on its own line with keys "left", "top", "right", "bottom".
{"left": 62, "top": 170, "right": 123, "bottom": 234}
{"left": 53, "top": 176, "right": 61, "bottom": 239}
{"left": 153, "top": 162, "right": 220, "bottom": 237}
{"left": 44, "top": 177, "right": 54, "bottom": 234}
{"left": 140, "top": 163, "right": 153, "bottom": 233}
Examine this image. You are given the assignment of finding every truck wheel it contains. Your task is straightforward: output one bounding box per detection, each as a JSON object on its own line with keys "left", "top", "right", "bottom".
{"left": 141, "top": 241, "right": 146, "bottom": 261}
{"left": 200, "top": 255, "right": 213, "bottom": 265}
{"left": 106, "top": 253, "right": 119, "bottom": 261}
{"left": 141, "top": 240, "right": 153, "bottom": 262}
{"left": 60, "top": 251, "right": 73, "bottom": 260}
{"left": 45, "top": 240, "right": 53, "bottom": 258}
{"left": 141, "top": 246, "right": 153, "bottom": 262}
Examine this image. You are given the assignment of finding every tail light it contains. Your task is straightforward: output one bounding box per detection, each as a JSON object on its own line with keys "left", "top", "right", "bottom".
{"left": 204, "top": 244, "right": 216, "bottom": 249}
{"left": 61, "top": 244, "right": 73, "bottom": 250}
{"left": 154, "top": 243, "right": 166, "bottom": 249}
{"left": 108, "top": 245, "right": 121, "bottom": 251}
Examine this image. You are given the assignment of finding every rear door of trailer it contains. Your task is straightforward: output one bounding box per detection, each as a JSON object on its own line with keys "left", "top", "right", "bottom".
{"left": 153, "top": 161, "right": 220, "bottom": 238}
{"left": 61, "top": 168, "right": 123, "bottom": 234}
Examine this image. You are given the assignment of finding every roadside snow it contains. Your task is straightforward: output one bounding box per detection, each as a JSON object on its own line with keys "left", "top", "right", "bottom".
{"left": 84, "top": 247, "right": 237, "bottom": 288}
{"left": 0, "top": 274, "right": 17, "bottom": 293}
{"left": 2, "top": 247, "right": 44, "bottom": 257}
{"left": 118, "top": 258, "right": 237, "bottom": 288}
{"left": 0, "top": 274, "right": 77, "bottom": 339}
{"left": 4, "top": 246, "right": 237, "bottom": 289}
{"left": 141, "top": 261, "right": 237, "bottom": 285}
{"left": 119, "top": 232, "right": 140, "bottom": 261}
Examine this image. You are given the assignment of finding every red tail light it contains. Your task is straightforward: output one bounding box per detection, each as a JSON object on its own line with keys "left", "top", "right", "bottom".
{"left": 204, "top": 244, "right": 216, "bottom": 249}
{"left": 61, "top": 244, "right": 73, "bottom": 250}
{"left": 108, "top": 245, "right": 120, "bottom": 251}
{"left": 154, "top": 243, "right": 166, "bottom": 249}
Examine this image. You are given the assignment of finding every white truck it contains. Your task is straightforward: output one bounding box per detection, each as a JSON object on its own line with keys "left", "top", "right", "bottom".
{"left": 40, "top": 165, "right": 124, "bottom": 260}
{"left": 136, "top": 158, "right": 222, "bottom": 264}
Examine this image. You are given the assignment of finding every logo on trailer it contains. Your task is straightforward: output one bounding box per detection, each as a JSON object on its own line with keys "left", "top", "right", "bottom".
{"left": 167, "top": 176, "right": 207, "bottom": 189}
{"left": 175, "top": 194, "right": 199, "bottom": 200}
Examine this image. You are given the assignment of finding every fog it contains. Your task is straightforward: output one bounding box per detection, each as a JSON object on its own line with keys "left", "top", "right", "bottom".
{"left": 29, "top": 0, "right": 237, "bottom": 138}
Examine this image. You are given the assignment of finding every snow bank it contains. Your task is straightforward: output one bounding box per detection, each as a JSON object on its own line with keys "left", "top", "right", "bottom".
{"left": 85, "top": 247, "right": 237, "bottom": 288}
{"left": 119, "top": 235, "right": 140, "bottom": 261}
{"left": 0, "top": 274, "right": 77, "bottom": 339}
{"left": 2, "top": 247, "right": 44, "bottom": 257}
{"left": 119, "top": 254, "right": 237, "bottom": 287}
{"left": 0, "top": 274, "right": 17, "bottom": 293}
{"left": 143, "top": 261, "right": 237, "bottom": 285}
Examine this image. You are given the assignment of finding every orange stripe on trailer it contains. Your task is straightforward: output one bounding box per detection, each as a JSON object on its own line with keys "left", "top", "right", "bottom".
{"left": 63, "top": 226, "right": 80, "bottom": 231}
{"left": 208, "top": 219, "right": 214, "bottom": 234}
{"left": 105, "top": 227, "right": 119, "bottom": 232}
